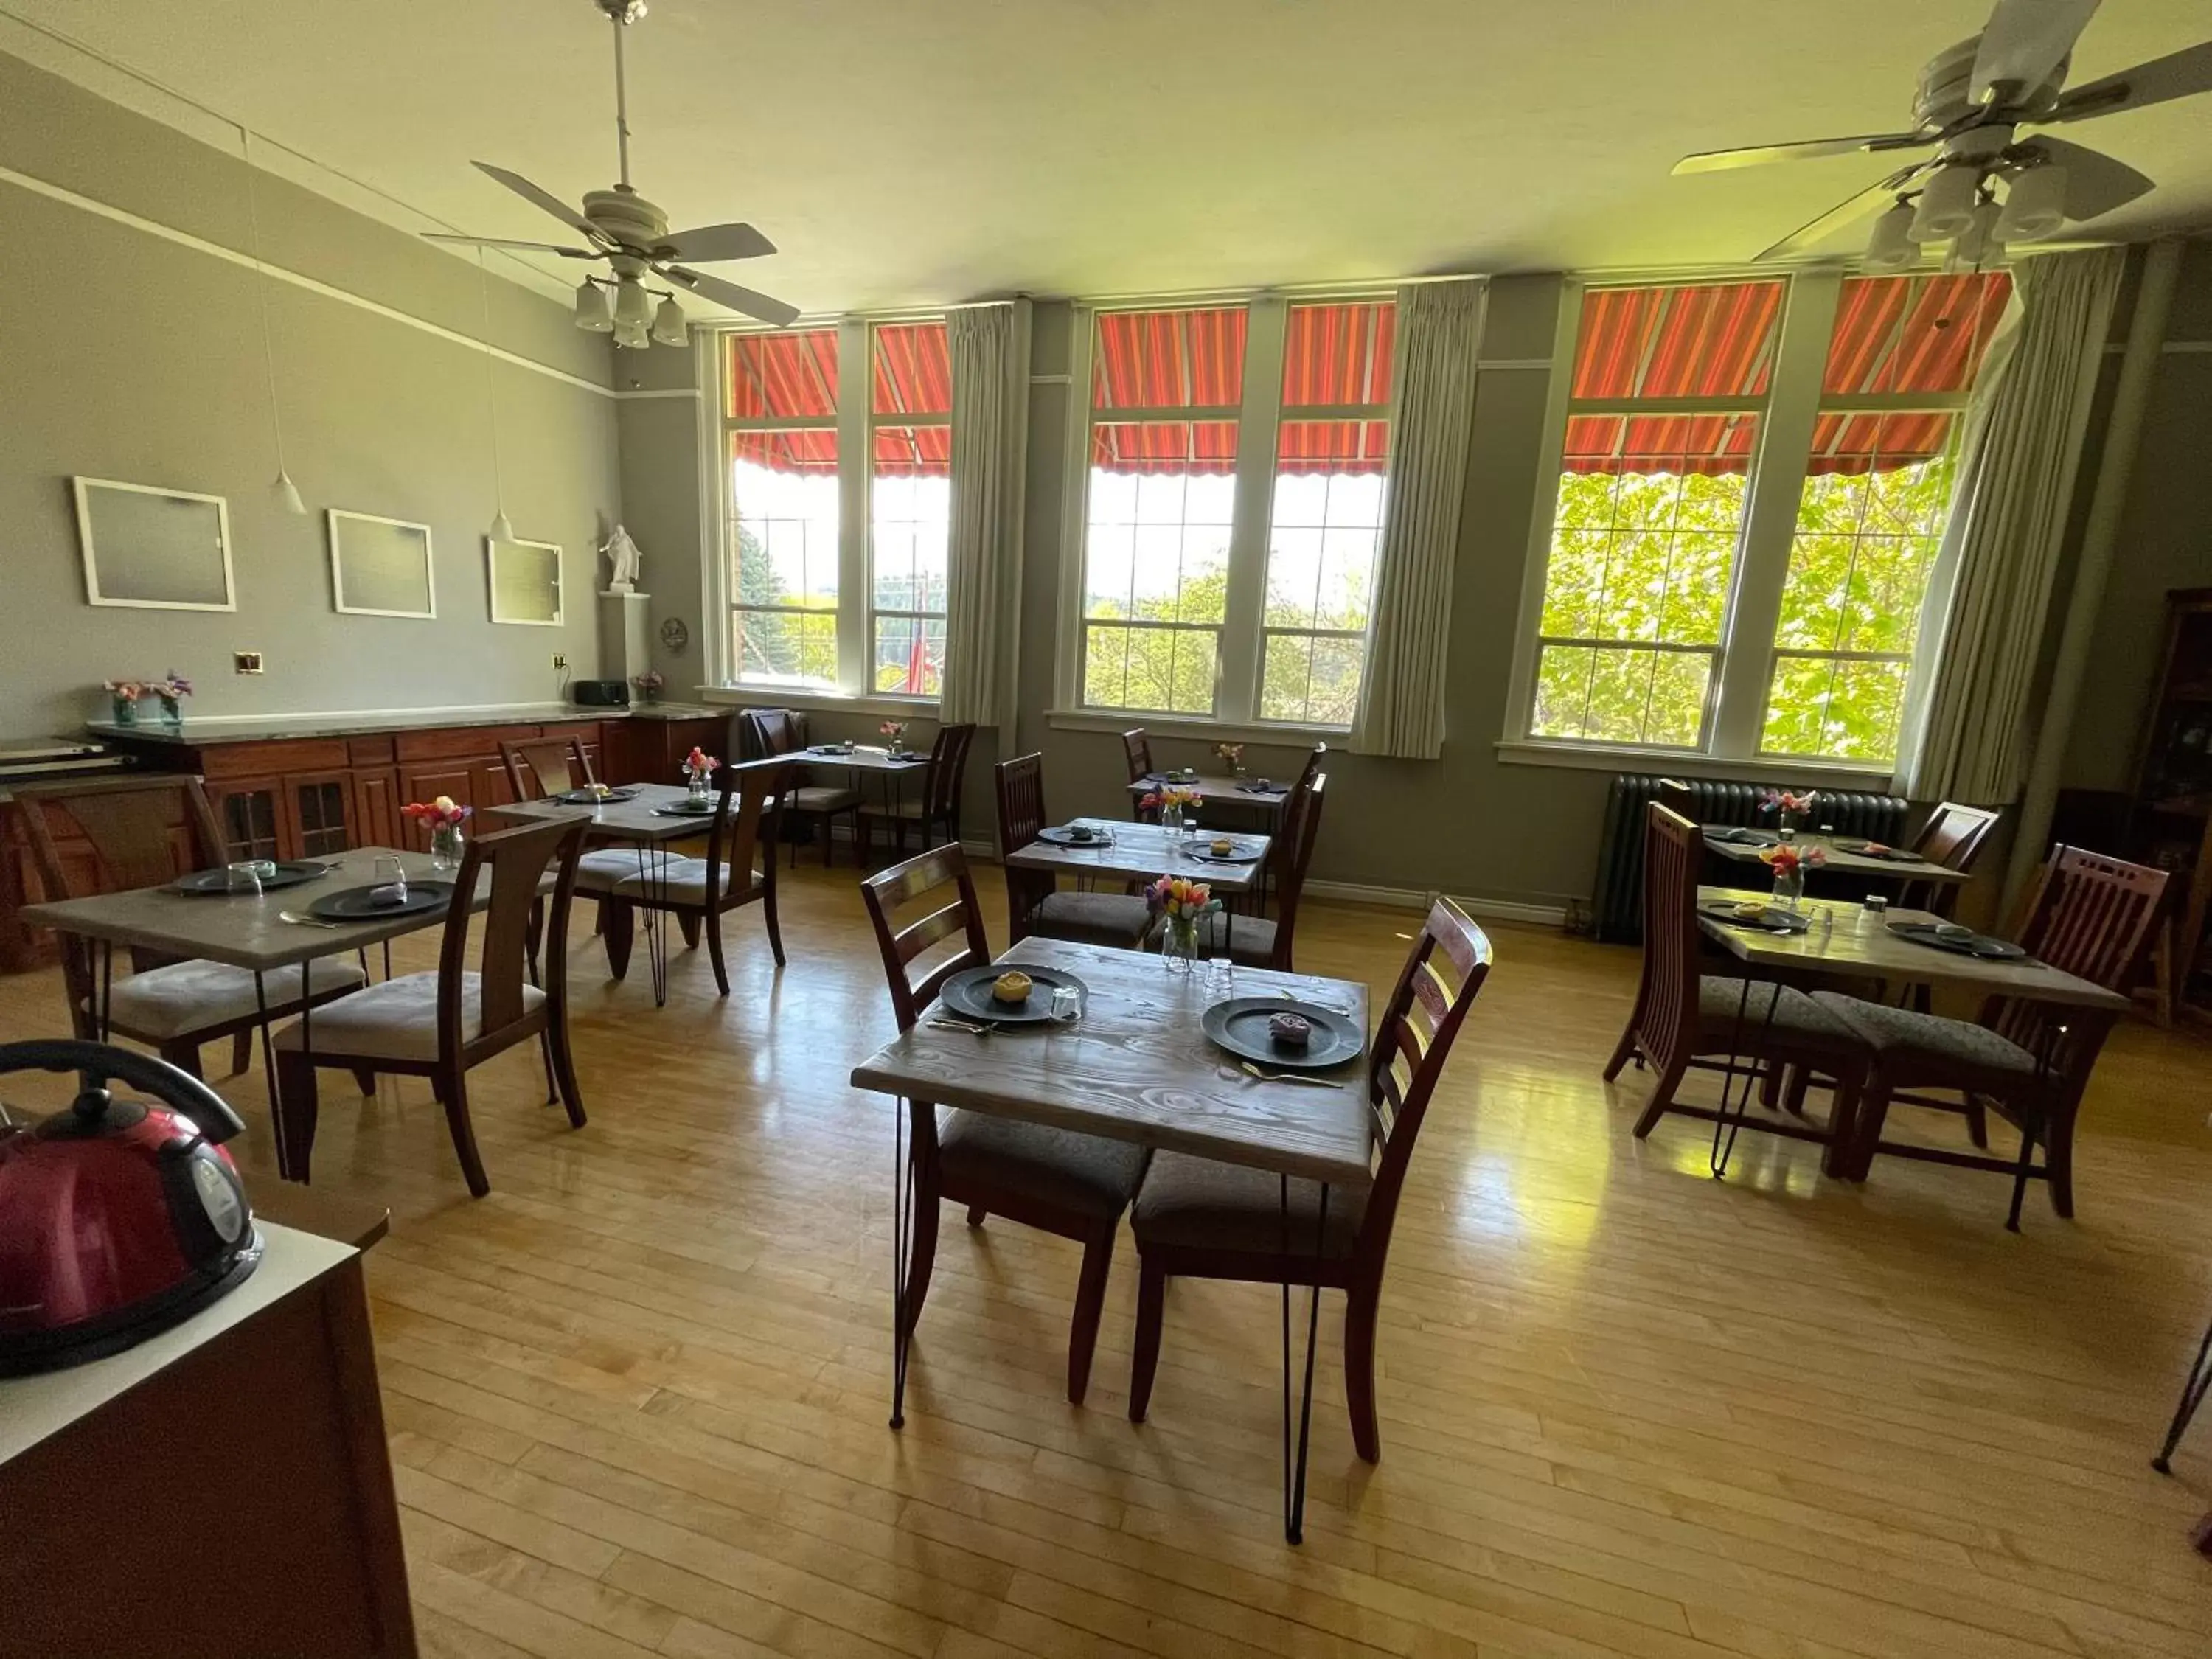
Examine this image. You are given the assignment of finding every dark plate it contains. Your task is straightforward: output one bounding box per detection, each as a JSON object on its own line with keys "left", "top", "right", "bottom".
{"left": 1697, "top": 898, "right": 1811, "bottom": 934}
{"left": 1830, "top": 838, "right": 1927, "bottom": 863}
{"left": 937, "top": 964, "right": 1088, "bottom": 1025}
{"left": 806, "top": 744, "right": 855, "bottom": 756}
{"left": 170, "top": 861, "right": 330, "bottom": 896}
{"left": 1201, "top": 996, "right": 1365, "bottom": 1071}
{"left": 1189, "top": 841, "right": 1265, "bottom": 863}
{"left": 307, "top": 881, "right": 453, "bottom": 922}
{"left": 1036, "top": 824, "right": 1116, "bottom": 847}
{"left": 1887, "top": 921, "right": 2031, "bottom": 961}
{"left": 1707, "top": 827, "right": 1779, "bottom": 847}
{"left": 652, "top": 799, "right": 722, "bottom": 818}
{"left": 1237, "top": 782, "right": 1289, "bottom": 797}
{"left": 553, "top": 786, "right": 640, "bottom": 805}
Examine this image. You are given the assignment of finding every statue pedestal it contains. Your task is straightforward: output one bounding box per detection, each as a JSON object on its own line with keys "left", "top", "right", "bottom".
{"left": 599, "top": 590, "right": 652, "bottom": 684}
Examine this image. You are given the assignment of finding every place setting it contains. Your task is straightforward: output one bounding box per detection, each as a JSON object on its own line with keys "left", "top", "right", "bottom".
{"left": 169, "top": 858, "right": 333, "bottom": 897}
{"left": 1034, "top": 820, "right": 1118, "bottom": 849}
{"left": 1886, "top": 918, "right": 2033, "bottom": 961}
{"left": 928, "top": 963, "right": 1087, "bottom": 1033}
{"left": 1200, "top": 995, "right": 1365, "bottom": 1087}
{"left": 1696, "top": 894, "right": 1813, "bottom": 933}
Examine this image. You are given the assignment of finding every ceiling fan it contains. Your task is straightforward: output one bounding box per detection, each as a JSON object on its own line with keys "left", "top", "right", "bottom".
{"left": 424, "top": 0, "right": 799, "bottom": 342}
{"left": 1672, "top": 0, "right": 2212, "bottom": 267}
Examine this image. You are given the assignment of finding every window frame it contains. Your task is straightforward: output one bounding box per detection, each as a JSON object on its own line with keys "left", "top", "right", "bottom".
{"left": 1503, "top": 265, "right": 1989, "bottom": 779}
{"left": 1055, "top": 291, "right": 1398, "bottom": 734}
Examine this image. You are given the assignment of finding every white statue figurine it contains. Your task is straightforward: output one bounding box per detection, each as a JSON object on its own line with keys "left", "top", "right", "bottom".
{"left": 599, "top": 524, "right": 644, "bottom": 594}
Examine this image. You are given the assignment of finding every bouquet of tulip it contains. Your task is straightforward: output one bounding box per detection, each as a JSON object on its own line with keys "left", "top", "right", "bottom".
{"left": 879, "top": 718, "right": 910, "bottom": 755}
{"left": 150, "top": 670, "right": 192, "bottom": 725}
{"left": 1138, "top": 784, "right": 1203, "bottom": 832}
{"left": 1147, "top": 874, "right": 1220, "bottom": 973}
{"left": 630, "top": 669, "right": 665, "bottom": 703}
{"left": 1759, "top": 841, "right": 1824, "bottom": 910}
{"left": 1759, "top": 787, "right": 1818, "bottom": 833}
{"left": 1214, "top": 741, "right": 1245, "bottom": 776}
{"left": 403, "top": 795, "right": 471, "bottom": 870}
{"left": 102, "top": 679, "right": 145, "bottom": 722}
{"left": 682, "top": 746, "right": 717, "bottom": 782}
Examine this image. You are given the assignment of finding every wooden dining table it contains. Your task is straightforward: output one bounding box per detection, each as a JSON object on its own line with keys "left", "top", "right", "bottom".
{"left": 1701, "top": 830, "right": 1972, "bottom": 888}
{"left": 1007, "top": 819, "right": 1274, "bottom": 898}
{"left": 850, "top": 936, "right": 1371, "bottom": 1544}
{"left": 1126, "top": 771, "right": 1294, "bottom": 821}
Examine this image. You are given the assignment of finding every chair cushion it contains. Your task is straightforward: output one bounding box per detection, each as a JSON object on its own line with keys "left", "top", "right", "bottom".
{"left": 938, "top": 1109, "right": 1147, "bottom": 1220}
{"left": 611, "top": 858, "right": 763, "bottom": 902}
{"left": 1189, "top": 911, "right": 1279, "bottom": 970}
{"left": 574, "top": 847, "right": 676, "bottom": 893}
{"left": 1697, "top": 975, "right": 1857, "bottom": 1045}
{"left": 1131, "top": 1152, "right": 1366, "bottom": 1258}
{"left": 94, "top": 956, "right": 366, "bottom": 1041}
{"left": 1029, "top": 891, "right": 1153, "bottom": 949}
{"left": 272, "top": 971, "right": 543, "bottom": 1062}
{"left": 1810, "top": 993, "right": 2037, "bottom": 1075}
{"left": 789, "top": 785, "right": 861, "bottom": 813}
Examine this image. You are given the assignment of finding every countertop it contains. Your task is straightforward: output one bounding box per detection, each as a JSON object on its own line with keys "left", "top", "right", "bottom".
{"left": 85, "top": 702, "right": 726, "bottom": 746}
{"left": 0, "top": 1221, "right": 357, "bottom": 1466}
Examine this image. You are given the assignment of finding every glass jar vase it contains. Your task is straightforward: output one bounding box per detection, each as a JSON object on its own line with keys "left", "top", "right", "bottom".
{"left": 1771, "top": 863, "right": 1805, "bottom": 911}
{"left": 1161, "top": 915, "right": 1200, "bottom": 975}
{"left": 431, "top": 823, "right": 465, "bottom": 874}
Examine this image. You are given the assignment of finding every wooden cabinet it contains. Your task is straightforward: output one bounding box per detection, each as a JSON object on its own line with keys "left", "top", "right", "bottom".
{"left": 350, "top": 768, "right": 403, "bottom": 849}
{"left": 608, "top": 714, "right": 729, "bottom": 787}
{"left": 209, "top": 778, "right": 285, "bottom": 863}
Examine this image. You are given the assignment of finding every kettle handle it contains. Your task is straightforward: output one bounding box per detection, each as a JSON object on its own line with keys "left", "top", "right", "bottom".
{"left": 0, "top": 1040, "right": 248, "bottom": 1144}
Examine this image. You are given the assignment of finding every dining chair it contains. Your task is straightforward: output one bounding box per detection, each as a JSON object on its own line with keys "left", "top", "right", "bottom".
{"left": 1815, "top": 844, "right": 2168, "bottom": 1226}
{"left": 1604, "top": 803, "right": 1868, "bottom": 1174}
{"left": 1125, "top": 898, "right": 1492, "bottom": 1461}
{"left": 497, "top": 736, "right": 672, "bottom": 964}
{"left": 859, "top": 844, "right": 1149, "bottom": 1403}
{"left": 994, "top": 753, "right": 1153, "bottom": 948}
{"left": 1187, "top": 773, "right": 1327, "bottom": 971}
{"left": 858, "top": 722, "right": 975, "bottom": 863}
{"left": 740, "top": 708, "right": 861, "bottom": 866}
{"left": 272, "top": 817, "right": 588, "bottom": 1197}
{"left": 498, "top": 737, "right": 596, "bottom": 799}
{"left": 1902, "top": 801, "right": 2002, "bottom": 920}
{"left": 15, "top": 776, "right": 366, "bottom": 1082}
{"left": 599, "top": 762, "right": 789, "bottom": 993}
{"left": 1121, "top": 728, "right": 1153, "bottom": 784}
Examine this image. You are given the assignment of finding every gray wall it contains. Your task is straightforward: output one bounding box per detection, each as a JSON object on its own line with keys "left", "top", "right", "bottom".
{"left": 0, "top": 50, "right": 621, "bottom": 740}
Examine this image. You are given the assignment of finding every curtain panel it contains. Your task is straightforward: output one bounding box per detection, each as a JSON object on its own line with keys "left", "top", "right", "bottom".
{"left": 1902, "top": 247, "right": 2124, "bottom": 804}
{"left": 1350, "top": 277, "right": 1484, "bottom": 759}
{"left": 939, "top": 300, "right": 1031, "bottom": 728}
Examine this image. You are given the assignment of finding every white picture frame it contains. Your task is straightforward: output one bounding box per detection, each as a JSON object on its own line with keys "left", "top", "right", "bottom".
{"left": 73, "top": 477, "right": 237, "bottom": 612}
{"left": 327, "top": 509, "right": 437, "bottom": 619}
{"left": 486, "top": 535, "right": 564, "bottom": 627}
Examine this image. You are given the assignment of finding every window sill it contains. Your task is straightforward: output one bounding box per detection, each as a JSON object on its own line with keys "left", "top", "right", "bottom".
{"left": 1047, "top": 708, "right": 1350, "bottom": 747}
{"left": 1494, "top": 738, "right": 1898, "bottom": 792}
{"left": 698, "top": 686, "right": 942, "bottom": 721}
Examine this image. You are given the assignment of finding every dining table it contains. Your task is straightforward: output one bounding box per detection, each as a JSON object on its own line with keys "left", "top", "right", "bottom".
{"left": 1008, "top": 818, "right": 1274, "bottom": 900}
{"left": 1700, "top": 829, "right": 1972, "bottom": 888}
{"left": 19, "top": 845, "right": 487, "bottom": 1178}
{"left": 849, "top": 936, "right": 1371, "bottom": 1544}
{"left": 1126, "top": 771, "right": 1293, "bottom": 821}
{"left": 1693, "top": 884, "right": 2129, "bottom": 1208}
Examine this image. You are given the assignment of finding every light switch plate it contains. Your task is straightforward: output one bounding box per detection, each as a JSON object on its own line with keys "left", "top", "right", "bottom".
{"left": 233, "top": 650, "right": 265, "bottom": 675}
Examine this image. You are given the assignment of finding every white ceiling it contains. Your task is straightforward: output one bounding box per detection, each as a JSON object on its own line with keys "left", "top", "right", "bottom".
{"left": 7, "top": 0, "right": 2211, "bottom": 317}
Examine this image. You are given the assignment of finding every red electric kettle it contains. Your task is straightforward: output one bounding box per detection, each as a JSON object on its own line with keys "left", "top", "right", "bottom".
{"left": 0, "top": 1040, "right": 262, "bottom": 1376}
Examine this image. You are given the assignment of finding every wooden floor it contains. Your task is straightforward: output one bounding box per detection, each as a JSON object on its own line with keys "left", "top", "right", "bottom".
{"left": 5, "top": 862, "right": 2211, "bottom": 1658}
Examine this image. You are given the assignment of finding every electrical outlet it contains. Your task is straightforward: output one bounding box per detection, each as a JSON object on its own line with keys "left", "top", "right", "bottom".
{"left": 234, "top": 651, "right": 265, "bottom": 675}
{"left": 552, "top": 653, "right": 568, "bottom": 672}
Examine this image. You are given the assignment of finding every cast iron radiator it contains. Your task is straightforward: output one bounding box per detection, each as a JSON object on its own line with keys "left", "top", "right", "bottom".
{"left": 1590, "top": 774, "right": 1910, "bottom": 945}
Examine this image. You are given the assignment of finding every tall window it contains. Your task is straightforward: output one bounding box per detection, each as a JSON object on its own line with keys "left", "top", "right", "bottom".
{"left": 1074, "top": 296, "right": 1397, "bottom": 726}
{"left": 718, "top": 316, "right": 952, "bottom": 698}
{"left": 1516, "top": 271, "right": 2008, "bottom": 768}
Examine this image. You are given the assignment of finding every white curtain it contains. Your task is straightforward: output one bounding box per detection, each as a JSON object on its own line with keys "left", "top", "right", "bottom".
{"left": 1351, "top": 278, "right": 1484, "bottom": 760}
{"left": 939, "top": 300, "right": 1031, "bottom": 728}
{"left": 1902, "top": 247, "right": 2124, "bottom": 803}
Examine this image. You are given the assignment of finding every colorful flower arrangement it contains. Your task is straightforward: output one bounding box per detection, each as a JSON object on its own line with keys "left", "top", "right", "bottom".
{"left": 102, "top": 678, "right": 145, "bottom": 704}
{"left": 879, "top": 718, "right": 909, "bottom": 751}
{"left": 1144, "top": 874, "right": 1219, "bottom": 922}
{"left": 1138, "top": 785, "right": 1204, "bottom": 815}
{"left": 1759, "top": 843, "right": 1826, "bottom": 878}
{"left": 1758, "top": 787, "right": 1818, "bottom": 817}
{"left": 400, "top": 796, "right": 472, "bottom": 830}
{"left": 1213, "top": 741, "right": 1245, "bottom": 773}
{"left": 682, "top": 746, "right": 718, "bottom": 782}
{"left": 153, "top": 671, "right": 193, "bottom": 702}
{"left": 630, "top": 669, "right": 665, "bottom": 702}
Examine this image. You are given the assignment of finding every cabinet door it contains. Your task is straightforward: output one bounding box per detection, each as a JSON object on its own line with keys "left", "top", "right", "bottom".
{"left": 211, "top": 780, "right": 285, "bottom": 863}
{"left": 350, "top": 769, "right": 403, "bottom": 850}
{"left": 474, "top": 757, "right": 518, "bottom": 813}
{"left": 286, "top": 773, "right": 356, "bottom": 860}
{"left": 397, "top": 767, "right": 474, "bottom": 850}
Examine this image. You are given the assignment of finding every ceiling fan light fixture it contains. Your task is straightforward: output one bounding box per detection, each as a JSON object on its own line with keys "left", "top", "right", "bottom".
{"left": 1911, "top": 162, "right": 1982, "bottom": 240}
{"left": 613, "top": 317, "right": 650, "bottom": 351}
{"left": 650, "top": 293, "right": 687, "bottom": 347}
{"left": 1865, "top": 201, "right": 1919, "bottom": 269}
{"left": 1995, "top": 162, "right": 2068, "bottom": 241}
{"left": 613, "top": 276, "right": 653, "bottom": 331}
{"left": 574, "top": 277, "right": 613, "bottom": 332}
{"left": 1950, "top": 200, "right": 2005, "bottom": 268}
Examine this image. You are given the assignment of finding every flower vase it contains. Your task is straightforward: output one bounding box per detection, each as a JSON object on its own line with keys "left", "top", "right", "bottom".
{"left": 1161, "top": 803, "right": 1184, "bottom": 837}
{"left": 156, "top": 695, "right": 182, "bottom": 729}
{"left": 109, "top": 696, "right": 136, "bottom": 726}
{"left": 1771, "top": 865, "right": 1804, "bottom": 911}
{"left": 687, "top": 773, "right": 711, "bottom": 807}
{"left": 431, "top": 824, "right": 465, "bottom": 874}
{"left": 1162, "top": 916, "right": 1200, "bottom": 976}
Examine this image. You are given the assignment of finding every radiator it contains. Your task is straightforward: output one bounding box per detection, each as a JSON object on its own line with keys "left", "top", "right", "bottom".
{"left": 1590, "top": 774, "right": 1910, "bottom": 945}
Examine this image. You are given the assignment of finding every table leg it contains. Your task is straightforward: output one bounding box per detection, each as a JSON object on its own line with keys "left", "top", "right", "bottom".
{"left": 2152, "top": 1310, "right": 2212, "bottom": 1475}
{"left": 252, "top": 972, "right": 291, "bottom": 1183}
{"left": 633, "top": 844, "right": 670, "bottom": 1007}
{"left": 889, "top": 1094, "right": 915, "bottom": 1430}
{"left": 1280, "top": 1175, "right": 1329, "bottom": 1545}
{"left": 94, "top": 940, "right": 115, "bottom": 1042}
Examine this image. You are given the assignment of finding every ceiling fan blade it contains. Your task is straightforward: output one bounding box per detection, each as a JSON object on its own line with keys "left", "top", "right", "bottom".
{"left": 1755, "top": 163, "right": 1930, "bottom": 260}
{"left": 656, "top": 221, "right": 777, "bottom": 262}
{"left": 1972, "top": 0, "right": 2101, "bottom": 102}
{"left": 471, "top": 161, "right": 608, "bottom": 244}
{"left": 662, "top": 265, "right": 801, "bottom": 328}
{"left": 2018, "top": 136, "right": 2154, "bottom": 219}
{"left": 422, "top": 233, "right": 602, "bottom": 259}
{"left": 2049, "top": 40, "right": 2212, "bottom": 121}
{"left": 1673, "top": 132, "right": 1933, "bottom": 175}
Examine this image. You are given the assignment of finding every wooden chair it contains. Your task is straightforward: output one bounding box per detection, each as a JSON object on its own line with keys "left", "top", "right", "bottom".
{"left": 1604, "top": 804, "right": 1868, "bottom": 1175}
{"left": 498, "top": 737, "right": 596, "bottom": 798}
{"left": 15, "top": 776, "right": 364, "bottom": 1081}
{"left": 859, "top": 844, "right": 1149, "bottom": 1404}
{"left": 1121, "top": 728, "right": 1153, "bottom": 784}
{"left": 273, "top": 817, "right": 588, "bottom": 1198}
{"left": 994, "top": 753, "right": 1152, "bottom": 948}
{"left": 1815, "top": 844, "right": 2168, "bottom": 1225}
{"left": 497, "top": 737, "right": 672, "bottom": 962}
{"left": 740, "top": 709, "right": 861, "bottom": 866}
{"left": 1126, "top": 899, "right": 1492, "bottom": 1461}
{"left": 858, "top": 722, "right": 975, "bottom": 863}
{"left": 1187, "top": 773, "right": 1327, "bottom": 971}
{"left": 1902, "top": 801, "right": 2002, "bottom": 919}
{"left": 597, "top": 762, "right": 789, "bottom": 994}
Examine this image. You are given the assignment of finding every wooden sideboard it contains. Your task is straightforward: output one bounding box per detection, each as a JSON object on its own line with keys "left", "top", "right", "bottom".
{"left": 0, "top": 709, "right": 729, "bottom": 973}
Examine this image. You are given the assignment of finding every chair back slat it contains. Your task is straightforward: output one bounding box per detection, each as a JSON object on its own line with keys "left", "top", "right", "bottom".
{"left": 925, "top": 723, "right": 977, "bottom": 823}
{"left": 994, "top": 753, "right": 1053, "bottom": 941}
{"left": 439, "top": 817, "right": 583, "bottom": 1052}
{"left": 501, "top": 738, "right": 593, "bottom": 801}
{"left": 700, "top": 763, "right": 788, "bottom": 899}
{"left": 1267, "top": 773, "right": 1328, "bottom": 969}
{"left": 1121, "top": 729, "right": 1152, "bottom": 784}
{"left": 741, "top": 708, "right": 804, "bottom": 760}
{"left": 860, "top": 844, "right": 992, "bottom": 1032}
{"left": 1913, "top": 801, "right": 2001, "bottom": 872}
{"left": 1631, "top": 804, "right": 1704, "bottom": 1074}
{"left": 1985, "top": 845, "right": 2168, "bottom": 1054}
{"left": 15, "top": 776, "right": 224, "bottom": 897}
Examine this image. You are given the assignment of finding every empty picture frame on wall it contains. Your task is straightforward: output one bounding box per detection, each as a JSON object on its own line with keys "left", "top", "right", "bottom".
{"left": 327, "top": 509, "right": 436, "bottom": 619}
{"left": 73, "top": 477, "right": 237, "bottom": 611}
{"left": 487, "top": 535, "right": 563, "bottom": 626}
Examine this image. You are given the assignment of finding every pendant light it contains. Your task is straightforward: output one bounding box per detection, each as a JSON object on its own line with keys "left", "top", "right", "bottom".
{"left": 1910, "top": 162, "right": 1980, "bottom": 242}
{"left": 1995, "top": 163, "right": 2067, "bottom": 243}
{"left": 1950, "top": 200, "right": 2004, "bottom": 270}
{"left": 650, "top": 292, "right": 687, "bottom": 347}
{"left": 574, "top": 276, "right": 613, "bottom": 333}
{"left": 1864, "top": 200, "right": 1917, "bottom": 270}
{"left": 240, "top": 127, "right": 307, "bottom": 515}
{"left": 476, "top": 250, "right": 515, "bottom": 543}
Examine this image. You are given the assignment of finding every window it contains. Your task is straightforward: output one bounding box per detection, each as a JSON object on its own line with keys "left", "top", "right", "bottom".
{"left": 716, "top": 316, "right": 951, "bottom": 698}
{"left": 1515, "top": 270, "right": 2008, "bottom": 768}
{"left": 1073, "top": 296, "right": 1397, "bottom": 727}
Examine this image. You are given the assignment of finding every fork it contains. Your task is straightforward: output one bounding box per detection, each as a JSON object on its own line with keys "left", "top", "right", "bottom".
{"left": 928, "top": 1015, "right": 993, "bottom": 1036}
{"left": 279, "top": 911, "right": 344, "bottom": 930}
{"left": 1239, "top": 1061, "right": 1345, "bottom": 1089}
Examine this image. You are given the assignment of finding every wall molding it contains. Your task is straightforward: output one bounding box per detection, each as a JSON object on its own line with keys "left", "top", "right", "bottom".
{"left": 0, "top": 161, "right": 616, "bottom": 399}
{"left": 616, "top": 386, "right": 703, "bottom": 400}
{"left": 104, "top": 699, "right": 582, "bottom": 736}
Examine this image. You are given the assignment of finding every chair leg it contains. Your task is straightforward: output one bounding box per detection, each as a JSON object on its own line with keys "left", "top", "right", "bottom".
{"left": 524, "top": 897, "right": 543, "bottom": 987}
{"left": 1784, "top": 1066, "right": 1812, "bottom": 1116}
{"left": 229, "top": 1030, "right": 253, "bottom": 1076}
{"left": 1066, "top": 1221, "right": 1117, "bottom": 1406}
{"left": 1344, "top": 1280, "right": 1382, "bottom": 1464}
{"left": 602, "top": 900, "right": 635, "bottom": 981}
{"left": 1601, "top": 1021, "right": 1641, "bottom": 1083}
{"left": 1757, "top": 1062, "right": 1782, "bottom": 1109}
{"left": 1819, "top": 1072, "right": 1861, "bottom": 1180}
{"left": 676, "top": 913, "right": 701, "bottom": 950}
{"left": 1631, "top": 1056, "right": 1689, "bottom": 1141}
{"left": 441, "top": 1067, "right": 491, "bottom": 1198}
{"left": 1849, "top": 1079, "right": 1894, "bottom": 1181}
{"left": 966, "top": 1205, "right": 987, "bottom": 1228}
{"left": 274, "top": 1050, "right": 320, "bottom": 1183}
{"left": 549, "top": 1005, "right": 588, "bottom": 1129}
{"left": 352, "top": 1066, "right": 378, "bottom": 1098}
{"left": 1963, "top": 1093, "right": 1989, "bottom": 1150}
{"left": 159, "top": 1040, "right": 205, "bottom": 1080}
{"left": 1129, "top": 1255, "right": 1166, "bottom": 1422}
{"left": 537, "top": 1027, "right": 558, "bottom": 1105}
{"left": 2045, "top": 1099, "right": 2078, "bottom": 1220}
{"left": 705, "top": 905, "right": 729, "bottom": 996}
{"left": 762, "top": 882, "right": 786, "bottom": 967}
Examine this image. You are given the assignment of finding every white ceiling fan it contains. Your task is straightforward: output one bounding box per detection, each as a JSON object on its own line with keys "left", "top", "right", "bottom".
{"left": 424, "top": 0, "right": 799, "bottom": 342}
{"left": 1672, "top": 0, "right": 2212, "bottom": 267}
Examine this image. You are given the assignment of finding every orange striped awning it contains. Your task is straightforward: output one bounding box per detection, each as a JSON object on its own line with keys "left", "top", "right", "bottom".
{"left": 728, "top": 321, "right": 954, "bottom": 476}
